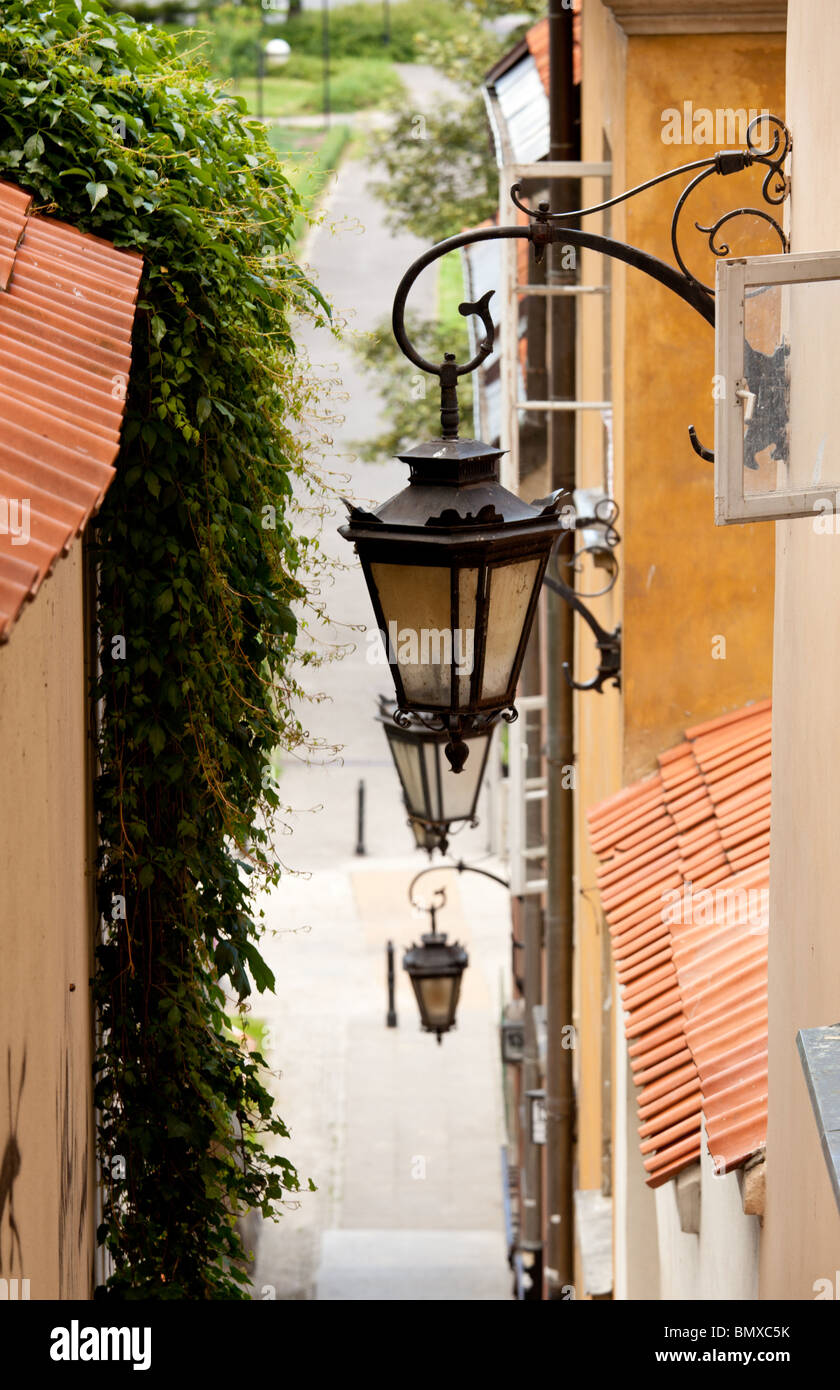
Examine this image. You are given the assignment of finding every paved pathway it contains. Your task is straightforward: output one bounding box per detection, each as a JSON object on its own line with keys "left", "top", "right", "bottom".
{"left": 251, "top": 69, "right": 511, "bottom": 1302}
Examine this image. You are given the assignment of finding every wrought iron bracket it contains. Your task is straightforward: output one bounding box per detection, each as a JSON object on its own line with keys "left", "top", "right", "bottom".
{"left": 390, "top": 113, "right": 791, "bottom": 461}
{"left": 408, "top": 859, "right": 511, "bottom": 913}
{"left": 543, "top": 567, "right": 622, "bottom": 693}
{"left": 541, "top": 497, "right": 622, "bottom": 693}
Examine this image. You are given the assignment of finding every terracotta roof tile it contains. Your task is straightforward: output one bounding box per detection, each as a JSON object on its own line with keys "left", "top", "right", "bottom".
{"left": 587, "top": 702, "right": 771, "bottom": 1186}
{"left": 0, "top": 180, "right": 142, "bottom": 640}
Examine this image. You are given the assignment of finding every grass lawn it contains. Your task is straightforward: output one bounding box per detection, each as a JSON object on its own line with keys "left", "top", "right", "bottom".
{"left": 268, "top": 123, "right": 353, "bottom": 243}
{"left": 233, "top": 54, "right": 404, "bottom": 118}
{"left": 437, "top": 249, "right": 472, "bottom": 360}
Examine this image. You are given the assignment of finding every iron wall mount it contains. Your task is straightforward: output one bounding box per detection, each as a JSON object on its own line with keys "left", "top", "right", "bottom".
{"left": 386, "top": 113, "right": 790, "bottom": 698}
{"left": 391, "top": 114, "right": 791, "bottom": 461}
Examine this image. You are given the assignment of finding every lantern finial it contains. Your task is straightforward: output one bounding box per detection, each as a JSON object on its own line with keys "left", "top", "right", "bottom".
{"left": 444, "top": 717, "right": 469, "bottom": 774}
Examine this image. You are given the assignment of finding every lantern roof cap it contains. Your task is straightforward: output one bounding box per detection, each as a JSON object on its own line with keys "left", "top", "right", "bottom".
{"left": 397, "top": 435, "right": 504, "bottom": 487}
{"left": 404, "top": 933, "right": 469, "bottom": 974}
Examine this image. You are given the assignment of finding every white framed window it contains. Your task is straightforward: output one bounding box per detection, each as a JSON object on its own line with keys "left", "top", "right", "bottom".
{"left": 715, "top": 249, "right": 840, "bottom": 524}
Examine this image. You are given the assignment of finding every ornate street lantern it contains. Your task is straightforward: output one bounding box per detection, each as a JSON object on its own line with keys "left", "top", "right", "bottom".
{"left": 403, "top": 905, "right": 468, "bottom": 1045}
{"left": 378, "top": 696, "right": 492, "bottom": 856}
{"left": 340, "top": 272, "right": 565, "bottom": 772}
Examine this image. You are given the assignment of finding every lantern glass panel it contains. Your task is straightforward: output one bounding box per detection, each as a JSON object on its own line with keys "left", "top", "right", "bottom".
{"left": 390, "top": 737, "right": 426, "bottom": 818}
{"left": 438, "top": 732, "right": 488, "bottom": 820}
{"left": 421, "top": 741, "right": 443, "bottom": 820}
{"left": 456, "top": 565, "right": 479, "bottom": 706}
{"left": 369, "top": 561, "right": 480, "bottom": 707}
{"left": 480, "top": 557, "right": 542, "bottom": 701}
{"left": 418, "top": 974, "right": 457, "bottom": 1027}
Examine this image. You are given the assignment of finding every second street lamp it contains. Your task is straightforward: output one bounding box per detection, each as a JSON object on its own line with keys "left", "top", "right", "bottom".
{"left": 378, "top": 696, "right": 492, "bottom": 856}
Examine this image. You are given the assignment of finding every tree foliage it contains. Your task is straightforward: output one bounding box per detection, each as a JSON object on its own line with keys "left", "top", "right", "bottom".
{"left": 353, "top": 314, "right": 472, "bottom": 462}
{"left": 366, "top": 0, "right": 539, "bottom": 243}
{"left": 0, "top": 0, "right": 331, "bottom": 1297}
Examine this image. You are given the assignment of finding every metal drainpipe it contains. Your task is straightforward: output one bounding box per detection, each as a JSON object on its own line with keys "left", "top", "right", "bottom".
{"left": 518, "top": 637, "right": 544, "bottom": 1297}
{"left": 544, "top": 0, "right": 577, "bottom": 1300}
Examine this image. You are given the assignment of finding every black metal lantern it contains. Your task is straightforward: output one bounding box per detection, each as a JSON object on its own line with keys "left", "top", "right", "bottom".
{"left": 341, "top": 436, "right": 563, "bottom": 773}
{"left": 378, "top": 696, "right": 492, "bottom": 856}
{"left": 403, "top": 902, "right": 468, "bottom": 1044}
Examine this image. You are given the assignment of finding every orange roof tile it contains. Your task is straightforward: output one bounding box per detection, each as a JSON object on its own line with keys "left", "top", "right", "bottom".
{"left": 587, "top": 701, "right": 771, "bottom": 1186}
{"left": 0, "top": 181, "right": 142, "bottom": 641}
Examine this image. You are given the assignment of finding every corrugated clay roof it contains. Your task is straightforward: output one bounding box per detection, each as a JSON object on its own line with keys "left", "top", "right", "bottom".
{"left": 0, "top": 180, "right": 142, "bottom": 641}
{"left": 587, "top": 700, "right": 771, "bottom": 1186}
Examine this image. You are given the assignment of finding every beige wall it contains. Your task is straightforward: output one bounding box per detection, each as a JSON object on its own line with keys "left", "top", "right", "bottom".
{"left": 579, "top": 0, "right": 784, "bottom": 1299}
{"left": 761, "top": 0, "right": 840, "bottom": 1300}
{"left": 0, "top": 547, "right": 95, "bottom": 1299}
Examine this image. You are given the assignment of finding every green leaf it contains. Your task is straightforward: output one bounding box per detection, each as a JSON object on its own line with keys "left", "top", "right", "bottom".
{"left": 151, "top": 314, "right": 167, "bottom": 345}
{"left": 240, "top": 942, "right": 276, "bottom": 995}
{"left": 148, "top": 725, "right": 166, "bottom": 755}
{"left": 85, "top": 180, "right": 108, "bottom": 209}
{"left": 196, "top": 396, "right": 211, "bottom": 425}
{"left": 273, "top": 603, "right": 297, "bottom": 637}
{"left": 23, "top": 132, "right": 44, "bottom": 157}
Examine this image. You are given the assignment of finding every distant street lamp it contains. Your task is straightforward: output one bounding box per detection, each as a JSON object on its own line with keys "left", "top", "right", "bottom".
{"left": 403, "top": 894, "right": 468, "bottom": 1045}
{"left": 399, "top": 862, "right": 510, "bottom": 1042}
{"left": 322, "top": 0, "right": 330, "bottom": 130}
{"left": 378, "top": 696, "right": 492, "bottom": 855}
{"left": 256, "top": 0, "right": 290, "bottom": 122}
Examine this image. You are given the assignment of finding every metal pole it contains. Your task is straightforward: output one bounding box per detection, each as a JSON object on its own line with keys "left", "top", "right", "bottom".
{"left": 257, "top": 1, "right": 265, "bottom": 123}
{"left": 355, "top": 779, "right": 366, "bottom": 856}
{"left": 322, "top": 0, "right": 330, "bottom": 130}
{"left": 544, "top": 0, "right": 577, "bottom": 1300}
{"left": 518, "top": 633, "right": 544, "bottom": 1295}
{"left": 386, "top": 940, "right": 397, "bottom": 1027}
{"left": 383, "top": 0, "right": 391, "bottom": 44}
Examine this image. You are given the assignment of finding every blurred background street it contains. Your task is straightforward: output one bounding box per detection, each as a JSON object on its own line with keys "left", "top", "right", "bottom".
{"left": 251, "top": 66, "right": 512, "bottom": 1301}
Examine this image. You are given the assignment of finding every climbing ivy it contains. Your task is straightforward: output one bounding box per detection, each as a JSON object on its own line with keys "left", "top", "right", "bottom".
{"left": 0, "top": 0, "right": 332, "bottom": 1297}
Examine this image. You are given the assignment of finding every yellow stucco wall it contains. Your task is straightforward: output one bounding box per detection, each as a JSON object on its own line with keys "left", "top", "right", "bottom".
{"left": 760, "top": 0, "right": 840, "bottom": 1301}
{"left": 622, "top": 36, "right": 781, "bottom": 781}
{"left": 576, "top": 1, "right": 783, "bottom": 1298}
{"left": 0, "top": 547, "right": 95, "bottom": 1298}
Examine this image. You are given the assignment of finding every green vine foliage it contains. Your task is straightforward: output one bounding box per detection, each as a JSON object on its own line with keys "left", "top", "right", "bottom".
{"left": 0, "top": 0, "right": 333, "bottom": 1297}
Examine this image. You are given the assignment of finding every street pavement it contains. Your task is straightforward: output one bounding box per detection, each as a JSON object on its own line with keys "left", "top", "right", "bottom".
{"left": 251, "top": 72, "right": 512, "bottom": 1301}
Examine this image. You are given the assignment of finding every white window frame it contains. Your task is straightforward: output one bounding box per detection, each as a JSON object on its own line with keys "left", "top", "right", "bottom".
{"left": 715, "top": 249, "right": 840, "bottom": 524}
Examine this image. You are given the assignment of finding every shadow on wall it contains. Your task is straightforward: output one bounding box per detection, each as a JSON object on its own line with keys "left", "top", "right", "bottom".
{"left": 0, "top": 1048, "right": 25, "bottom": 1274}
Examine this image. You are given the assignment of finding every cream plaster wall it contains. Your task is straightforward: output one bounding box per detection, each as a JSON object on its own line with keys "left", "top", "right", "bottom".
{"left": 0, "top": 547, "right": 95, "bottom": 1299}
{"left": 760, "top": 0, "right": 840, "bottom": 1301}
